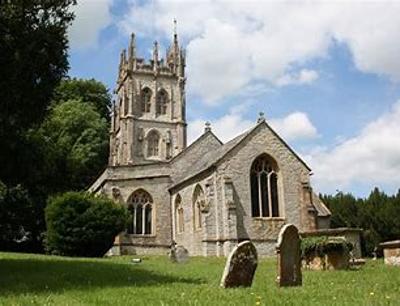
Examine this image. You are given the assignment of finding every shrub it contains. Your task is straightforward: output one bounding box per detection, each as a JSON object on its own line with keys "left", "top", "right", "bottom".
{"left": 301, "top": 236, "right": 353, "bottom": 259}
{"left": 45, "top": 192, "right": 127, "bottom": 257}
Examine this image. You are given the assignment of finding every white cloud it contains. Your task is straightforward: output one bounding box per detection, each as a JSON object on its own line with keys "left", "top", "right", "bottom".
{"left": 269, "top": 112, "right": 319, "bottom": 141}
{"left": 276, "top": 69, "right": 319, "bottom": 87}
{"left": 120, "top": 1, "right": 400, "bottom": 103}
{"left": 306, "top": 100, "right": 400, "bottom": 193}
{"left": 188, "top": 113, "right": 253, "bottom": 144}
{"left": 69, "top": 0, "right": 113, "bottom": 49}
{"left": 188, "top": 111, "right": 318, "bottom": 144}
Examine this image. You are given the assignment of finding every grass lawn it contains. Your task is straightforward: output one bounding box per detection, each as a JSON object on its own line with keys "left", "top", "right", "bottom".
{"left": 0, "top": 252, "right": 399, "bottom": 305}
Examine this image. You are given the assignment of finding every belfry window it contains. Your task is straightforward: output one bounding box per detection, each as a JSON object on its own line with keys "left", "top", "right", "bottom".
{"left": 156, "top": 89, "right": 168, "bottom": 115}
{"left": 250, "top": 154, "right": 280, "bottom": 217}
{"left": 127, "top": 189, "right": 153, "bottom": 235}
{"left": 147, "top": 130, "right": 160, "bottom": 157}
{"left": 141, "top": 87, "right": 152, "bottom": 113}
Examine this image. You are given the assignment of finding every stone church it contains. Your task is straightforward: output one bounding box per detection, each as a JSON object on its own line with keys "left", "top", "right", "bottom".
{"left": 89, "top": 29, "right": 331, "bottom": 257}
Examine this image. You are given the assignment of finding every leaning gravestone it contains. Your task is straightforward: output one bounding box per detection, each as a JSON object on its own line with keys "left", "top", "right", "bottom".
{"left": 220, "top": 241, "right": 258, "bottom": 288}
{"left": 170, "top": 245, "right": 189, "bottom": 263}
{"left": 276, "top": 224, "right": 302, "bottom": 287}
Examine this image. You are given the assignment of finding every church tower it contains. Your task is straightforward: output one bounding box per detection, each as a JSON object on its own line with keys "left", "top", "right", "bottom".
{"left": 109, "top": 25, "right": 187, "bottom": 166}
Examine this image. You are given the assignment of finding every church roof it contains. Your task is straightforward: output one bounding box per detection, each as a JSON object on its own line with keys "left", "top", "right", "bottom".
{"left": 172, "top": 127, "right": 252, "bottom": 186}
{"left": 312, "top": 192, "right": 332, "bottom": 217}
{"left": 169, "top": 130, "right": 222, "bottom": 163}
{"left": 171, "top": 120, "right": 312, "bottom": 189}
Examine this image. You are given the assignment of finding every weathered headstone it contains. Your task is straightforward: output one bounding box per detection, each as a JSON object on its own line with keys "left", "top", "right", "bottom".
{"left": 170, "top": 245, "right": 189, "bottom": 263}
{"left": 220, "top": 240, "right": 258, "bottom": 288}
{"left": 276, "top": 224, "right": 302, "bottom": 287}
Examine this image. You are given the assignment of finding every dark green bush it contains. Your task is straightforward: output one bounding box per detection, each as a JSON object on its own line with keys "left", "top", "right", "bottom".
{"left": 45, "top": 192, "right": 127, "bottom": 257}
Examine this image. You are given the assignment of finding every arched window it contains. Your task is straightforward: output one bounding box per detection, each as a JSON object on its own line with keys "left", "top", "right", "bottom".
{"left": 250, "top": 154, "right": 280, "bottom": 217}
{"left": 127, "top": 189, "right": 153, "bottom": 235}
{"left": 193, "top": 185, "right": 204, "bottom": 230}
{"left": 141, "top": 87, "right": 152, "bottom": 113}
{"left": 175, "top": 194, "right": 184, "bottom": 233}
{"left": 156, "top": 89, "right": 168, "bottom": 116}
{"left": 147, "top": 130, "right": 160, "bottom": 157}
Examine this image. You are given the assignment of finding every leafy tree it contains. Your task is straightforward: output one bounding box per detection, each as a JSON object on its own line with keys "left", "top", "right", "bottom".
{"left": 38, "top": 99, "right": 109, "bottom": 192}
{"left": 0, "top": 0, "right": 76, "bottom": 185}
{"left": 0, "top": 181, "right": 43, "bottom": 252}
{"left": 45, "top": 192, "right": 127, "bottom": 257}
{"left": 323, "top": 187, "right": 400, "bottom": 256}
{"left": 53, "top": 78, "right": 112, "bottom": 121}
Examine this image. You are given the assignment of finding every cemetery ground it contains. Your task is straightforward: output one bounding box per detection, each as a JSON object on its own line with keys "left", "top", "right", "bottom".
{"left": 0, "top": 252, "right": 399, "bottom": 306}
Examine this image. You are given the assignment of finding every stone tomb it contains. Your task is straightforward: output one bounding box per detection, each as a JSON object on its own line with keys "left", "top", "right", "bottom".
{"left": 220, "top": 241, "right": 258, "bottom": 288}
{"left": 276, "top": 224, "right": 302, "bottom": 287}
{"left": 380, "top": 240, "right": 400, "bottom": 266}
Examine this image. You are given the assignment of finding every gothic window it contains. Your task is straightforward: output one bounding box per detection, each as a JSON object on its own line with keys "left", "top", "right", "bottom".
{"left": 147, "top": 130, "right": 160, "bottom": 157}
{"left": 250, "top": 154, "right": 280, "bottom": 218}
{"left": 193, "top": 185, "right": 204, "bottom": 230}
{"left": 127, "top": 189, "right": 153, "bottom": 235}
{"left": 175, "top": 194, "right": 184, "bottom": 233}
{"left": 141, "top": 87, "right": 152, "bottom": 113}
{"left": 156, "top": 89, "right": 168, "bottom": 116}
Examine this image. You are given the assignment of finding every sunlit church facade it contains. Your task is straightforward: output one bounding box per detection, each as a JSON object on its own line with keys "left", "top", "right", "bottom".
{"left": 89, "top": 29, "right": 331, "bottom": 256}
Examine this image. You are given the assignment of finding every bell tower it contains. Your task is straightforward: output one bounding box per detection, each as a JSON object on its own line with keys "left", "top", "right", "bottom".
{"left": 109, "top": 24, "right": 187, "bottom": 166}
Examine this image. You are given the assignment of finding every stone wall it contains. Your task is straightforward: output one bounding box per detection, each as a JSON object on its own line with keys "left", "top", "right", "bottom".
{"left": 101, "top": 169, "right": 173, "bottom": 253}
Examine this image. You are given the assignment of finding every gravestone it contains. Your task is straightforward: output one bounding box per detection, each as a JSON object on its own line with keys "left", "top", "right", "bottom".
{"left": 276, "top": 224, "right": 302, "bottom": 287}
{"left": 220, "top": 240, "right": 258, "bottom": 288}
{"left": 170, "top": 245, "right": 189, "bottom": 263}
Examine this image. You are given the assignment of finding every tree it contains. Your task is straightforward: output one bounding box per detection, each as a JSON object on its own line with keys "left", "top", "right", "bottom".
{"left": 0, "top": 0, "right": 76, "bottom": 185}
{"left": 323, "top": 187, "right": 400, "bottom": 256}
{"left": 45, "top": 192, "right": 127, "bottom": 257}
{"left": 38, "top": 99, "right": 109, "bottom": 192}
{"left": 53, "top": 78, "right": 112, "bottom": 121}
{"left": 0, "top": 181, "right": 43, "bottom": 252}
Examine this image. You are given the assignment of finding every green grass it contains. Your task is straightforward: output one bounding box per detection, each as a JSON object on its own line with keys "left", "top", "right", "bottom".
{"left": 0, "top": 252, "right": 399, "bottom": 305}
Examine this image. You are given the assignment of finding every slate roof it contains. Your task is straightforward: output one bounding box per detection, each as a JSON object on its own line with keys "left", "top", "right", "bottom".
{"left": 172, "top": 127, "right": 253, "bottom": 187}
{"left": 312, "top": 192, "right": 331, "bottom": 217}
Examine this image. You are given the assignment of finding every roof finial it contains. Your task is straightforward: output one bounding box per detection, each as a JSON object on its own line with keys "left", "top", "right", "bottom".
{"left": 204, "top": 121, "right": 211, "bottom": 132}
{"left": 257, "top": 111, "right": 265, "bottom": 123}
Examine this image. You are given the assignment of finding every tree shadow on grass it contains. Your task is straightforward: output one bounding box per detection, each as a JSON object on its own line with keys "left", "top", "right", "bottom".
{"left": 0, "top": 257, "right": 204, "bottom": 296}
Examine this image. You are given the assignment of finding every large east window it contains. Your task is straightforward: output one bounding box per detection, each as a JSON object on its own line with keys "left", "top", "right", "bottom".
{"left": 250, "top": 154, "right": 280, "bottom": 217}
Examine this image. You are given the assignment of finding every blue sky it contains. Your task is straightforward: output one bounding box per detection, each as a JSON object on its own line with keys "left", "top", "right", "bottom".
{"left": 68, "top": 0, "right": 400, "bottom": 197}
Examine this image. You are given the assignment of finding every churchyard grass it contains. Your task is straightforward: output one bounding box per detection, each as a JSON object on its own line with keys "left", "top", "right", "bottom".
{"left": 0, "top": 252, "right": 399, "bottom": 305}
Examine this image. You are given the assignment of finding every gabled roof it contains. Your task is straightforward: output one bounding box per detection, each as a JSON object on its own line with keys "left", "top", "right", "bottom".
{"left": 169, "top": 130, "right": 222, "bottom": 163}
{"left": 312, "top": 192, "right": 332, "bottom": 217}
{"left": 171, "top": 119, "right": 312, "bottom": 189}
